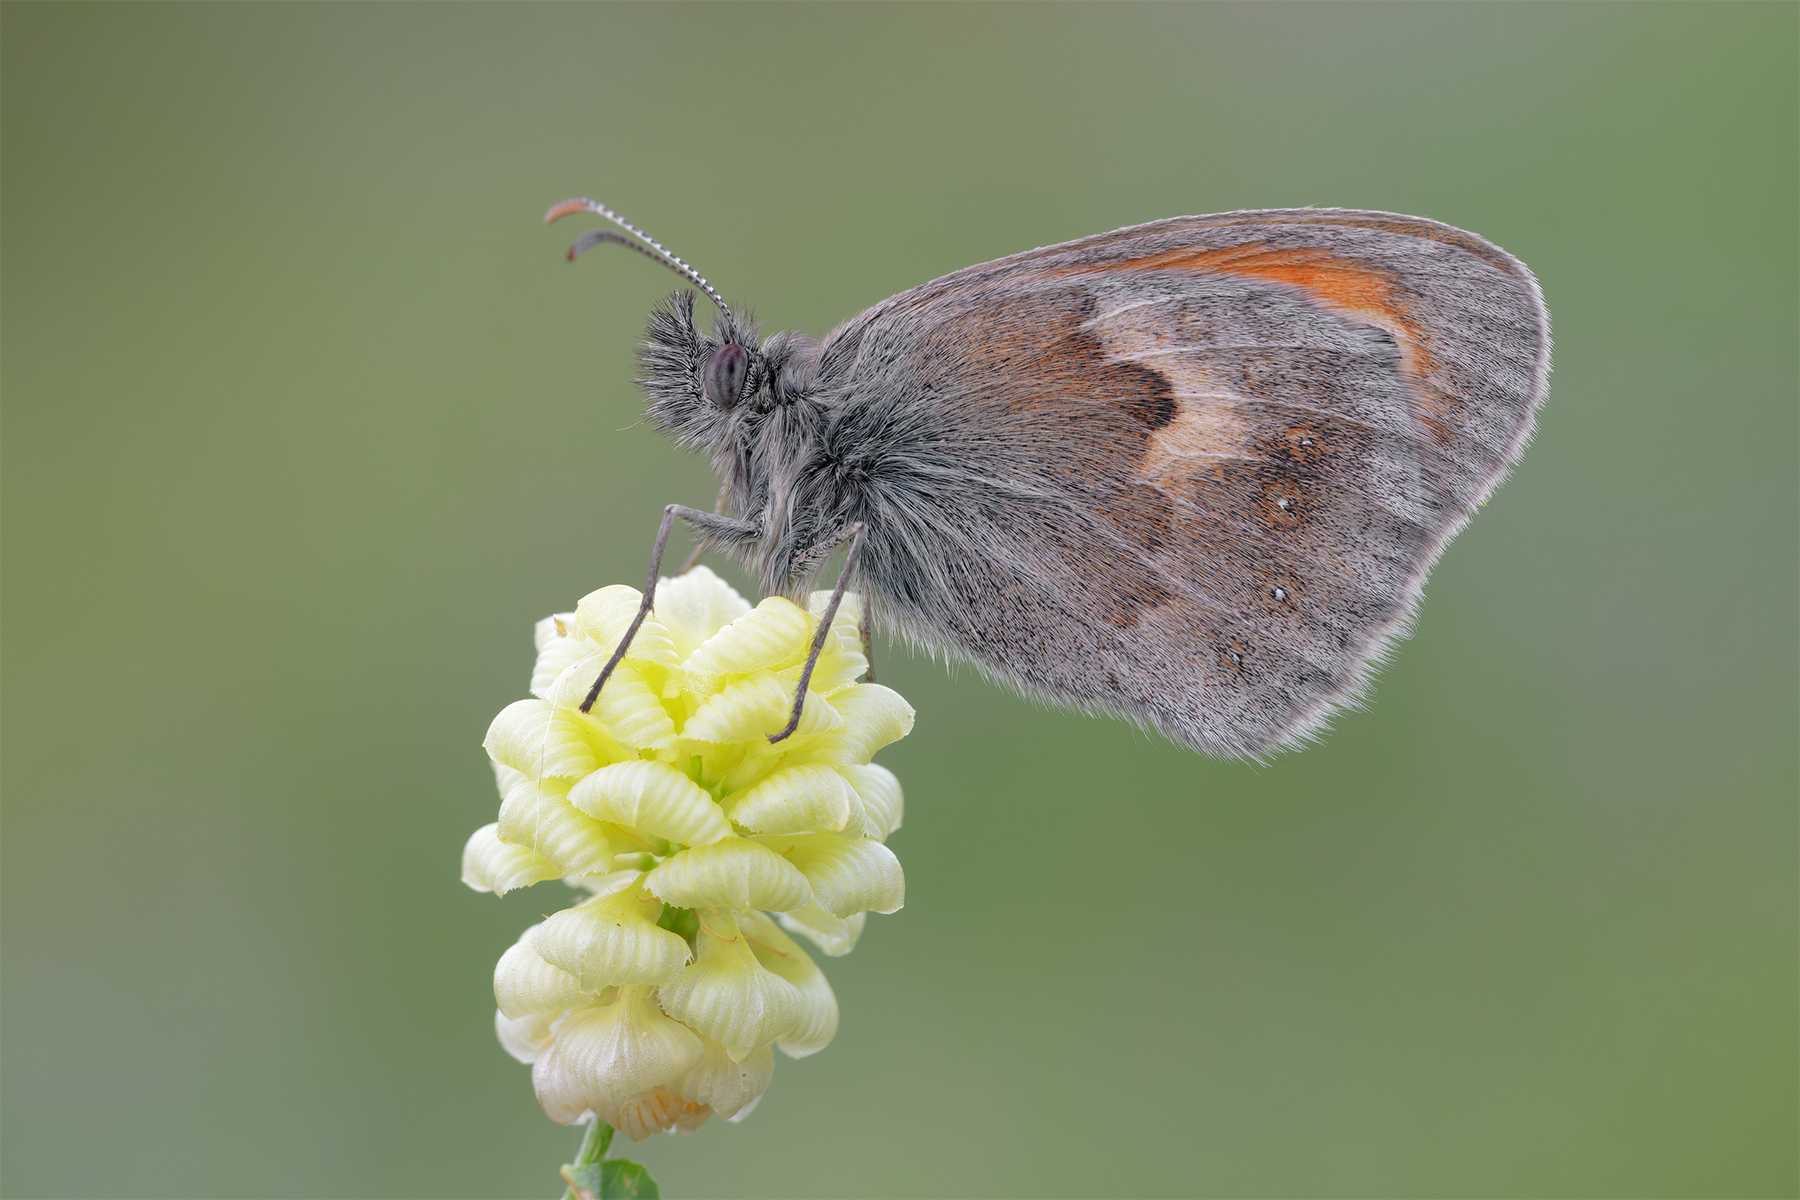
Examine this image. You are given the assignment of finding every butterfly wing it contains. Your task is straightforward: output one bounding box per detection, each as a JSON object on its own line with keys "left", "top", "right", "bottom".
{"left": 807, "top": 209, "right": 1549, "bottom": 758}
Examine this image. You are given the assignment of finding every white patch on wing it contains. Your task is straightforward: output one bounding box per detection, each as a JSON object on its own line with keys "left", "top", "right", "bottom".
{"left": 1086, "top": 296, "right": 1258, "bottom": 488}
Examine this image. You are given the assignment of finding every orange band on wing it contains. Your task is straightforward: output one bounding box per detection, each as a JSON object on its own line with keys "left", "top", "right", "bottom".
{"left": 1064, "top": 243, "right": 1456, "bottom": 442}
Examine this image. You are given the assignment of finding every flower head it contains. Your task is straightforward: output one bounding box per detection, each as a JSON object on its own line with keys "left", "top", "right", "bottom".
{"left": 463, "top": 567, "right": 910, "bottom": 1138}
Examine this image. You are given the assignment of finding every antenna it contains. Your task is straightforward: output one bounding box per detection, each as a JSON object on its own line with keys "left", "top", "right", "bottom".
{"left": 544, "top": 197, "right": 727, "bottom": 314}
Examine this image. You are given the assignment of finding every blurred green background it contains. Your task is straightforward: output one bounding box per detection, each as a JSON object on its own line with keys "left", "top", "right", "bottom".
{"left": 3, "top": 3, "right": 1794, "bottom": 1197}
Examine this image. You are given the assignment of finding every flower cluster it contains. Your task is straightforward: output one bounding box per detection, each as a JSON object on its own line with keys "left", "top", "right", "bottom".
{"left": 462, "top": 567, "right": 910, "bottom": 1139}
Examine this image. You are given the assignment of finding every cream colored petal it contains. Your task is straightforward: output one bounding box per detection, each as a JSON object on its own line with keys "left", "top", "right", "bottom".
{"left": 775, "top": 638, "right": 867, "bottom": 698}
{"left": 654, "top": 567, "right": 751, "bottom": 661}
{"left": 789, "top": 592, "right": 868, "bottom": 695}
{"left": 641, "top": 837, "right": 812, "bottom": 912}
{"left": 776, "top": 903, "right": 867, "bottom": 957}
{"left": 563, "top": 867, "right": 644, "bottom": 897}
{"left": 494, "top": 933, "right": 588, "bottom": 1019}
{"left": 484, "top": 699, "right": 600, "bottom": 781}
{"left": 682, "top": 597, "right": 810, "bottom": 676}
{"left": 753, "top": 833, "right": 904, "bottom": 918}
{"left": 598, "top": 1088, "right": 711, "bottom": 1141}
{"left": 531, "top": 621, "right": 594, "bottom": 699}
{"left": 713, "top": 741, "right": 790, "bottom": 797}
{"left": 576, "top": 585, "right": 681, "bottom": 669}
{"left": 568, "top": 760, "right": 731, "bottom": 847}
{"left": 725, "top": 764, "right": 861, "bottom": 835}
{"left": 543, "top": 659, "right": 677, "bottom": 752}
{"left": 655, "top": 911, "right": 800, "bottom": 1061}
{"left": 680, "top": 672, "right": 840, "bottom": 746}
{"left": 838, "top": 763, "right": 904, "bottom": 840}
{"left": 804, "top": 589, "right": 863, "bottom": 630}
{"left": 669, "top": 1037, "right": 774, "bottom": 1120}
{"left": 601, "top": 822, "right": 672, "bottom": 862}
{"left": 497, "top": 777, "right": 612, "bottom": 878}
{"left": 796, "top": 684, "right": 913, "bottom": 765}
{"left": 495, "top": 1008, "right": 555, "bottom": 1064}
{"left": 532, "top": 883, "right": 691, "bottom": 989}
{"left": 462, "top": 823, "right": 561, "bottom": 896}
{"left": 534, "top": 613, "right": 579, "bottom": 653}
{"left": 492, "top": 760, "right": 527, "bottom": 799}
{"left": 553, "top": 985, "right": 703, "bottom": 1108}
{"left": 739, "top": 912, "right": 839, "bottom": 1058}
{"left": 531, "top": 1041, "right": 603, "bottom": 1125}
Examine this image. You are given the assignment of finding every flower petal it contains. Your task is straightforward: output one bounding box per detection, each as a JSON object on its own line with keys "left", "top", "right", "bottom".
{"left": 532, "top": 883, "right": 692, "bottom": 989}
{"left": 543, "top": 659, "right": 677, "bottom": 752}
{"left": 497, "top": 777, "right": 613, "bottom": 878}
{"left": 776, "top": 903, "right": 867, "bottom": 957}
{"left": 739, "top": 912, "right": 839, "bottom": 1058}
{"left": 653, "top": 567, "right": 750, "bottom": 662}
{"left": 641, "top": 837, "right": 812, "bottom": 912}
{"left": 569, "top": 760, "right": 732, "bottom": 847}
{"left": 575, "top": 585, "right": 681, "bottom": 668}
{"left": 787, "top": 593, "right": 868, "bottom": 695}
{"left": 754, "top": 833, "right": 905, "bottom": 918}
{"left": 669, "top": 1037, "right": 774, "bottom": 1120}
{"left": 682, "top": 597, "right": 809, "bottom": 675}
{"left": 554, "top": 985, "right": 703, "bottom": 1108}
{"left": 530, "top": 616, "right": 586, "bottom": 696}
{"left": 462, "top": 823, "right": 561, "bottom": 896}
{"left": 599, "top": 1088, "right": 711, "bottom": 1141}
{"left": 725, "top": 764, "right": 861, "bottom": 835}
{"left": 494, "top": 931, "right": 588, "bottom": 1019}
{"left": 656, "top": 911, "right": 800, "bottom": 1061}
{"left": 680, "top": 672, "right": 840, "bottom": 746}
{"left": 496, "top": 1008, "right": 555, "bottom": 1064}
{"left": 484, "top": 699, "right": 602, "bottom": 781}
{"left": 531, "top": 1040, "right": 603, "bottom": 1125}
{"left": 492, "top": 760, "right": 527, "bottom": 800}
{"left": 804, "top": 589, "right": 863, "bottom": 632}
{"left": 795, "top": 683, "right": 913, "bottom": 765}
{"left": 837, "top": 763, "right": 904, "bottom": 839}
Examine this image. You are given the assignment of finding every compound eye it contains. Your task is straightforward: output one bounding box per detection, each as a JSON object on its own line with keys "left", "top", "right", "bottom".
{"left": 702, "top": 344, "right": 749, "bottom": 409}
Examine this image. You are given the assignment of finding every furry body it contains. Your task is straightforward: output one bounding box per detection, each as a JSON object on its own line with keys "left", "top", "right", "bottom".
{"left": 632, "top": 209, "right": 1550, "bottom": 758}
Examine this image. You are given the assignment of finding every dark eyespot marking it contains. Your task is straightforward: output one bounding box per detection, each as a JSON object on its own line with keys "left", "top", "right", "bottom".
{"left": 703, "top": 344, "right": 749, "bottom": 409}
{"left": 1277, "top": 424, "right": 1327, "bottom": 465}
{"left": 1217, "top": 637, "right": 1250, "bottom": 671}
{"left": 1259, "top": 479, "right": 1308, "bottom": 528}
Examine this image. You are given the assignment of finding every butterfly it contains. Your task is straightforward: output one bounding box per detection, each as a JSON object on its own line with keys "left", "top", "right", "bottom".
{"left": 545, "top": 199, "right": 1549, "bottom": 760}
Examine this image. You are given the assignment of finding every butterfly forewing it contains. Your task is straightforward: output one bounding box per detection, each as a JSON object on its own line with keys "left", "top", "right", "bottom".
{"left": 813, "top": 209, "right": 1548, "bottom": 757}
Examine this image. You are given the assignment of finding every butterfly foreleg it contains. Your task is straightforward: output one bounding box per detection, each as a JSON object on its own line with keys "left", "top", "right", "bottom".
{"left": 580, "top": 502, "right": 760, "bottom": 714}
{"left": 768, "top": 520, "right": 867, "bottom": 744}
{"left": 676, "top": 484, "right": 733, "bottom": 575}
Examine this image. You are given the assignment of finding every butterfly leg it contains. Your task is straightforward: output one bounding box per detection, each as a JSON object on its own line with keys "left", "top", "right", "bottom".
{"left": 580, "top": 502, "right": 759, "bottom": 714}
{"left": 676, "top": 484, "right": 732, "bottom": 575}
{"left": 768, "top": 521, "right": 866, "bottom": 744}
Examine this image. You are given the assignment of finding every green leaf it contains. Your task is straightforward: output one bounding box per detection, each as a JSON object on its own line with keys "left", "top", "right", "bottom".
{"left": 599, "top": 1159, "right": 660, "bottom": 1198}
{"left": 560, "top": 1161, "right": 604, "bottom": 1199}
{"left": 559, "top": 1120, "right": 616, "bottom": 1199}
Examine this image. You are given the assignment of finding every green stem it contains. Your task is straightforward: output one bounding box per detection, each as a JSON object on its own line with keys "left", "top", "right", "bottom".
{"left": 559, "top": 1119, "right": 614, "bottom": 1200}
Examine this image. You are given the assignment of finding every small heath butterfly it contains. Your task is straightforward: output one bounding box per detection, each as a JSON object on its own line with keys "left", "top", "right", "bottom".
{"left": 545, "top": 200, "right": 1549, "bottom": 759}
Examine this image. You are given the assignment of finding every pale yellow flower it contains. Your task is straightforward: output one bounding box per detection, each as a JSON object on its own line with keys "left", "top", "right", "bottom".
{"left": 463, "top": 567, "right": 910, "bottom": 1138}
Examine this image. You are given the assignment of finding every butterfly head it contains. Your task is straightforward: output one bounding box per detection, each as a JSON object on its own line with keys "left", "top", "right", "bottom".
{"left": 638, "top": 289, "right": 820, "bottom": 454}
